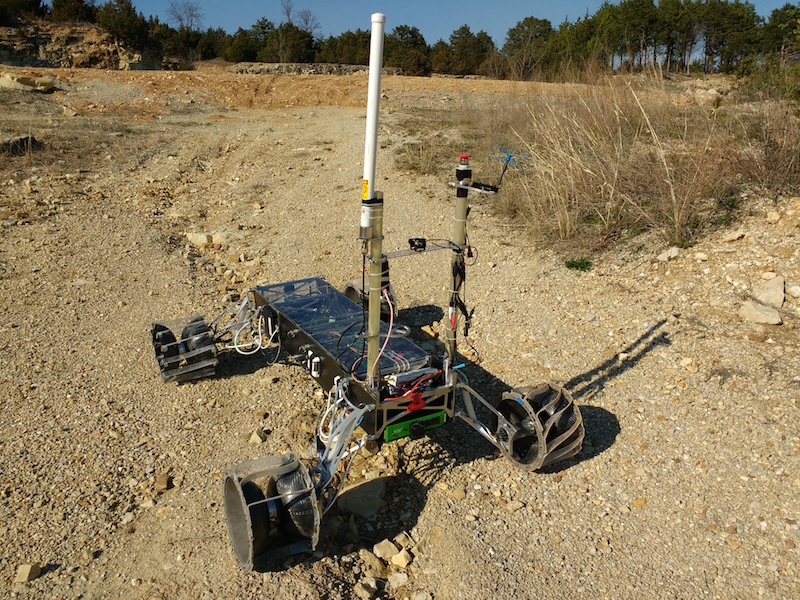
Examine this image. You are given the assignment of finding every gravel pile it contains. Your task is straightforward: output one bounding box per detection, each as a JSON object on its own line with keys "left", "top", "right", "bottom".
{"left": 0, "top": 71, "right": 798, "bottom": 599}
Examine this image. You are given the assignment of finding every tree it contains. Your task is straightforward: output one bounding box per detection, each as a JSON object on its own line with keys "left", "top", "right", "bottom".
{"left": 762, "top": 2, "right": 800, "bottom": 61}
{"left": 717, "top": 0, "right": 762, "bottom": 73}
{"left": 281, "top": 0, "right": 293, "bottom": 23}
{"left": 251, "top": 2, "right": 319, "bottom": 63}
{"left": 618, "top": 0, "right": 658, "bottom": 68}
{"left": 316, "top": 29, "right": 370, "bottom": 64}
{"left": 96, "top": 0, "right": 150, "bottom": 49}
{"left": 220, "top": 18, "right": 272, "bottom": 62}
{"left": 700, "top": 0, "right": 761, "bottom": 73}
{"left": 429, "top": 39, "right": 453, "bottom": 73}
{"left": 50, "top": 0, "right": 95, "bottom": 22}
{"left": 591, "top": 1, "right": 622, "bottom": 70}
{"left": 260, "top": 21, "right": 315, "bottom": 62}
{"left": 551, "top": 14, "right": 597, "bottom": 76}
{"left": 297, "top": 8, "right": 318, "bottom": 36}
{"left": 0, "top": 0, "right": 45, "bottom": 25}
{"left": 196, "top": 26, "right": 227, "bottom": 59}
{"left": 222, "top": 27, "right": 259, "bottom": 62}
{"left": 449, "top": 24, "right": 494, "bottom": 75}
{"left": 166, "top": 0, "right": 201, "bottom": 31}
{"left": 657, "top": 0, "right": 695, "bottom": 73}
{"left": 503, "top": 16, "right": 554, "bottom": 79}
{"left": 385, "top": 25, "right": 430, "bottom": 75}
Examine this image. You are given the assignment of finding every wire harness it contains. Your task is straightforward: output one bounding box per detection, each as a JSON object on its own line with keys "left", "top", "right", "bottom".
{"left": 311, "top": 376, "right": 374, "bottom": 513}
{"left": 211, "top": 289, "right": 280, "bottom": 358}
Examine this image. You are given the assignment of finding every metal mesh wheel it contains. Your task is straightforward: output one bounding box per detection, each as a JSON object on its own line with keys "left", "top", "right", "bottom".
{"left": 494, "top": 383, "right": 584, "bottom": 470}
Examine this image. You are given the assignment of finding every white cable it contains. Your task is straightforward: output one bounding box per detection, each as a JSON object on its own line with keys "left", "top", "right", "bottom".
{"left": 322, "top": 439, "right": 365, "bottom": 514}
{"left": 214, "top": 292, "right": 281, "bottom": 356}
{"left": 229, "top": 315, "right": 263, "bottom": 355}
{"left": 317, "top": 384, "right": 339, "bottom": 446}
{"left": 313, "top": 379, "right": 373, "bottom": 489}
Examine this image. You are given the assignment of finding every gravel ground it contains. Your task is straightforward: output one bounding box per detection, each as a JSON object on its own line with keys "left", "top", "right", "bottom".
{"left": 1, "top": 67, "right": 799, "bottom": 600}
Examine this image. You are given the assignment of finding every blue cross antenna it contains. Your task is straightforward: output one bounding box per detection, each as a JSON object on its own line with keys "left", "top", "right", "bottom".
{"left": 490, "top": 143, "right": 529, "bottom": 188}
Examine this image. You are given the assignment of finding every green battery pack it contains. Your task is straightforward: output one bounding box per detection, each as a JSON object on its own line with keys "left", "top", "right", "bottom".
{"left": 384, "top": 410, "right": 447, "bottom": 442}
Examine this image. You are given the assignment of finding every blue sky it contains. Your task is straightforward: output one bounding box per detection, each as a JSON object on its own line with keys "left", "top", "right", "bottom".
{"left": 130, "top": 1, "right": 792, "bottom": 46}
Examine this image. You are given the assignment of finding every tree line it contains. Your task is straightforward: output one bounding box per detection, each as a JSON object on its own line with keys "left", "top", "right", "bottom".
{"left": 2, "top": 0, "right": 800, "bottom": 77}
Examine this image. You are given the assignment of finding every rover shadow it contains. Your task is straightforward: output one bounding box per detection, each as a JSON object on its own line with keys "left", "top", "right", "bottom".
{"left": 577, "top": 405, "right": 621, "bottom": 459}
{"left": 214, "top": 347, "right": 280, "bottom": 380}
{"left": 396, "top": 304, "right": 444, "bottom": 328}
{"left": 564, "top": 319, "right": 671, "bottom": 402}
{"left": 256, "top": 444, "right": 493, "bottom": 573}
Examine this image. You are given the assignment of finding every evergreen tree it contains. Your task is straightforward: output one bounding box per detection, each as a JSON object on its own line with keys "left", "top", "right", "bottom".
{"left": 590, "top": 2, "right": 623, "bottom": 70}
{"left": 385, "top": 25, "right": 430, "bottom": 75}
{"left": 557, "top": 14, "right": 597, "bottom": 73}
{"left": 618, "top": 0, "right": 658, "bottom": 68}
{"left": 259, "top": 21, "right": 315, "bottom": 62}
{"left": 0, "top": 0, "right": 45, "bottom": 25}
{"left": 449, "top": 25, "right": 494, "bottom": 75}
{"left": 196, "top": 27, "right": 227, "bottom": 60}
{"left": 96, "top": 0, "right": 150, "bottom": 49}
{"left": 316, "top": 29, "right": 370, "bottom": 64}
{"left": 762, "top": 2, "right": 800, "bottom": 59}
{"left": 701, "top": 0, "right": 761, "bottom": 73}
{"left": 50, "top": 0, "right": 95, "bottom": 22}
{"left": 222, "top": 27, "right": 258, "bottom": 62}
{"left": 429, "top": 39, "right": 453, "bottom": 73}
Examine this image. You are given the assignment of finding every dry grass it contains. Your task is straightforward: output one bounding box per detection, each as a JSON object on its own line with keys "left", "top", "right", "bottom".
{"left": 479, "top": 80, "right": 734, "bottom": 247}
{"left": 726, "top": 99, "right": 800, "bottom": 193}
{"left": 393, "top": 109, "right": 464, "bottom": 176}
{"left": 402, "top": 71, "right": 800, "bottom": 249}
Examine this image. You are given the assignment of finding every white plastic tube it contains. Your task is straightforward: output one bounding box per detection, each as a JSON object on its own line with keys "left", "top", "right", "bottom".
{"left": 362, "top": 13, "right": 386, "bottom": 388}
{"left": 361, "top": 13, "right": 385, "bottom": 203}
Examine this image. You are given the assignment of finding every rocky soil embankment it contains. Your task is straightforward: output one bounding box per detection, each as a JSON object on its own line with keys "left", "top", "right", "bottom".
{"left": 0, "top": 22, "right": 156, "bottom": 69}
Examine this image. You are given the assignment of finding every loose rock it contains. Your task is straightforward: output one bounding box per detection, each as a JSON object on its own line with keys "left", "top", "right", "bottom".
{"left": 388, "top": 571, "right": 409, "bottom": 588}
{"left": 657, "top": 247, "right": 680, "bottom": 262}
{"left": 186, "top": 232, "right": 212, "bottom": 247}
{"left": 723, "top": 230, "right": 745, "bottom": 242}
{"left": 391, "top": 549, "right": 413, "bottom": 568}
{"left": 15, "top": 563, "right": 41, "bottom": 583}
{"left": 358, "top": 549, "right": 384, "bottom": 575}
{"left": 449, "top": 487, "right": 466, "bottom": 500}
{"left": 738, "top": 301, "right": 782, "bottom": 325}
{"left": 249, "top": 429, "right": 268, "bottom": 444}
{"left": 354, "top": 576, "right": 379, "bottom": 600}
{"left": 752, "top": 276, "right": 784, "bottom": 308}
{"left": 373, "top": 539, "right": 400, "bottom": 560}
{"left": 154, "top": 473, "right": 172, "bottom": 493}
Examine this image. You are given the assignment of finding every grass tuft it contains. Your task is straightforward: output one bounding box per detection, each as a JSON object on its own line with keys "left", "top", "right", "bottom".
{"left": 565, "top": 258, "right": 593, "bottom": 271}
